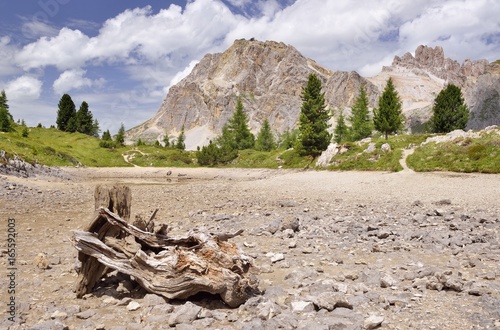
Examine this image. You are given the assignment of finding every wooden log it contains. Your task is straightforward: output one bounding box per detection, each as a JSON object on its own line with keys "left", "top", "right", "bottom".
{"left": 75, "top": 185, "right": 132, "bottom": 297}
{"left": 94, "top": 185, "right": 131, "bottom": 220}
{"left": 72, "top": 208, "right": 258, "bottom": 307}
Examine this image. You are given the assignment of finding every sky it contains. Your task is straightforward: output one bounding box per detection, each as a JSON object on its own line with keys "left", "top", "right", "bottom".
{"left": 0, "top": 0, "right": 499, "bottom": 134}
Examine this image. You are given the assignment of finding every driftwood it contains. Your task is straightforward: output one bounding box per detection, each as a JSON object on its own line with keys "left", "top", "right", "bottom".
{"left": 75, "top": 185, "right": 132, "bottom": 297}
{"left": 72, "top": 208, "right": 259, "bottom": 307}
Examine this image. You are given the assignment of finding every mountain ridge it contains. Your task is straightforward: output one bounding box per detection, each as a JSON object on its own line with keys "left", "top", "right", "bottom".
{"left": 126, "top": 40, "right": 499, "bottom": 149}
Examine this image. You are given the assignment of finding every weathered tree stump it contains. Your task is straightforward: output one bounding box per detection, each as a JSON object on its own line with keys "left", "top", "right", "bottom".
{"left": 73, "top": 187, "right": 258, "bottom": 307}
{"left": 75, "top": 185, "right": 132, "bottom": 297}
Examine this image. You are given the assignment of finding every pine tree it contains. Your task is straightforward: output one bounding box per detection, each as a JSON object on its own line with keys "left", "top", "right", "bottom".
{"left": 91, "top": 119, "right": 100, "bottom": 137}
{"left": 175, "top": 125, "right": 186, "bottom": 150}
{"left": 115, "top": 123, "right": 125, "bottom": 146}
{"left": 373, "top": 78, "right": 404, "bottom": 140}
{"left": 279, "top": 128, "right": 299, "bottom": 149}
{"left": 297, "top": 73, "right": 332, "bottom": 156}
{"left": 349, "top": 85, "right": 372, "bottom": 141}
{"left": 102, "top": 129, "right": 112, "bottom": 141}
{"left": 0, "top": 90, "right": 13, "bottom": 122}
{"left": 225, "top": 98, "right": 254, "bottom": 150}
{"left": 163, "top": 131, "right": 171, "bottom": 148}
{"left": 0, "top": 105, "right": 12, "bottom": 132}
{"left": 334, "top": 109, "right": 348, "bottom": 143}
{"left": 255, "top": 119, "right": 276, "bottom": 151}
{"left": 75, "top": 101, "right": 94, "bottom": 135}
{"left": 431, "top": 84, "right": 469, "bottom": 133}
{"left": 56, "top": 94, "right": 76, "bottom": 132}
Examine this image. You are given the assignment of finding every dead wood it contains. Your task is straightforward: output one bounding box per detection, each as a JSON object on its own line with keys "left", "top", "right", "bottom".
{"left": 75, "top": 185, "right": 132, "bottom": 298}
{"left": 72, "top": 208, "right": 259, "bottom": 307}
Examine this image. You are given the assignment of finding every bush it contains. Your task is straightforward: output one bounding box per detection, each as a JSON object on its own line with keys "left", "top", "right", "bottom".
{"left": 196, "top": 142, "right": 237, "bottom": 166}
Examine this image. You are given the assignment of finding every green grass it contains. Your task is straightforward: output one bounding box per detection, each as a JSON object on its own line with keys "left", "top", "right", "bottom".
{"left": 219, "top": 149, "right": 313, "bottom": 169}
{"left": 407, "top": 132, "right": 500, "bottom": 173}
{"left": 123, "top": 147, "right": 197, "bottom": 167}
{"left": 326, "top": 134, "right": 430, "bottom": 172}
{"left": 0, "top": 125, "right": 128, "bottom": 166}
{"left": 2, "top": 125, "right": 500, "bottom": 173}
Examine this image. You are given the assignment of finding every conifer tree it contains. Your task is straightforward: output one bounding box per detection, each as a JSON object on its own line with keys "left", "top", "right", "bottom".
{"left": 255, "top": 119, "right": 276, "bottom": 151}
{"left": 0, "top": 90, "right": 13, "bottom": 122}
{"left": 91, "top": 119, "right": 100, "bottom": 137}
{"left": 373, "top": 78, "right": 404, "bottom": 140}
{"left": 297, "top": 73, "right": 332, "bottom": 156}
{"left": 175, "top": 125, "right": 186, "bottom": 150}
{"left": 334, "top": 109, "right": 348, "bottom": 143}
{"left": 349, "top": 85, "right": 372, "bottom": 141}
{"left": 430, "top": 84, "right": 469, "bottom": 133}
{"left": 56, "top": 94, "right": 76, "bottom": 132}
{"left": 163, "top": 131, "right": 171, "bottom": 148}
{"left": 102, "top": 129, "right": 112, "bottom": 141}
{"left": 219, "top": 98, "right": 254, "bottom": 150}
{"left": 115, "top": 123, "right": 125, "bottom": 146}
{"left": 75, "top": 101, "right": 94, "bottom": 135}
{"left": 0, "top": 105, "right": 12, "bottom": 132}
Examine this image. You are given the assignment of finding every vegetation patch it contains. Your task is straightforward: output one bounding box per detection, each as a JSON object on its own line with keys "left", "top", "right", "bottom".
{"left": 407, "top": 131, "right": 500, "bottom": 173}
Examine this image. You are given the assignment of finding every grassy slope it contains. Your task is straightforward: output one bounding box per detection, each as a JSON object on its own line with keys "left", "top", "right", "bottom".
{"left": 407, "top": 131, "right": 500, "bottom": 173}
{"left": 0, "top": 126, "right": 129, "bottom": 167}
{"left": 2, "top": 125, "right": 500, "bottom": 173}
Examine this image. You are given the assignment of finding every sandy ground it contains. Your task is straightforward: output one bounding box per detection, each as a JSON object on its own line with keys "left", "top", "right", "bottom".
{"left": 0, "top": 166, "right": 499, "bottom": 329}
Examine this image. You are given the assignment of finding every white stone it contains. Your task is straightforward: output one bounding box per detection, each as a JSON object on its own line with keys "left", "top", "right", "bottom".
{"left": 291, "top": 301, "right": 315, "bottom": 313}
{"left": 270, "top": 253, "right": 285, "bottom": 263}
{"left": 127, "top": 301, "right": 141, "bottom": 311}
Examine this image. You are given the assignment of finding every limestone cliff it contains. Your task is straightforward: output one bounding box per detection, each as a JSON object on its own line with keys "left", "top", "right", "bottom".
{"left": 127, "top": 41, "right": 499, "bottom": 148}
{"left": 126, "top": 39, "right": 376, "bottom": 148}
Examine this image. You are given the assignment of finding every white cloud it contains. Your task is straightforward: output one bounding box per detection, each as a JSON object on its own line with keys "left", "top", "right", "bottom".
{"left": 0, "top": 37, "right": 21, "bottom": 76}
{"left": 5, "top": 75, "right": 43, "bottom": 101}
{"left": 4, "top": 0, "right": 500, "bottom": 130}
{"left": 16, "top": 28, "right": 91, "bottom": 70}
{"left": 21, "top": 19, "right": 59, "bottom": 40}
{"left": 53, "top": 69, "right": 105, "bottom": 95}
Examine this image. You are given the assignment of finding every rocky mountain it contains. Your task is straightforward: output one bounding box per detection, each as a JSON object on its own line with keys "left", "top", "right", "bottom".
{"left": 126, "top": 39, "right": 377, "bottom": 148}
{"left": 126, "top": 40, "right": 500, "bottom": 148}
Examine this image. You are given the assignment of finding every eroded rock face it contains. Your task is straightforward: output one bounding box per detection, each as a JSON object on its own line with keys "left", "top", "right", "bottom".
{"left": 127, "top": 41, "right": 500, "bottom": 148}
{"left": 126, "top": 39, "right": 376, "bottom": 149}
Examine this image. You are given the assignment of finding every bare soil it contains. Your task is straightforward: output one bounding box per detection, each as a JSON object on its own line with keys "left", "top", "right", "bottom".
{"left": 1, "top": 167, "right": 499, "bottom": 329}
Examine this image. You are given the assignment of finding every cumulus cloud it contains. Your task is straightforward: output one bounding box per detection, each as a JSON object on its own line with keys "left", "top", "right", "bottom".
{"left": 5, "top": 75, "right": 43, "bottom": 100}
{"left": 0, "top": 37, "right": 21, "bottom": 76}
{"left": 3, "top": 0, "right": 500, "bottom": 132}
{"left": 53, "top": 69, "right": 105, "bottom": 95}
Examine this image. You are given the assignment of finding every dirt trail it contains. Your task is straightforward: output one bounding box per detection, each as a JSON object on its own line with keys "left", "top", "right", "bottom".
{"left": 399, "top": 147, "right": 416, "bottom": 172}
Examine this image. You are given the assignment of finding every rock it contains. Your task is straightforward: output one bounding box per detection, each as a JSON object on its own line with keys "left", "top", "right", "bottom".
{"left": 126, "top": 39, "right": 377, "bottom": 148}
{"left": 380, "top": 274, "right": 398, "bottom": 288}
{"left": 291, "top": 301, "right": 315, "bottom": 313}
{"left": 364, "top": 315, "right": 384, "bottom": 329}
{"left": 34, "top": 253, "right": 50, "bottom": 269}
{"left": 142, "top": 293, "right": 167, "bottom": 307}
{"left": 381, "top": 143, "right": 391, "bottom": 152}
{"left": 50, "top": 311, "right": 68, "bottom": 320}
{"left": 75, "top": 309, "right": 97, "bottom": 320}
{"left": 127, "top": 301, "right": 141, "bottom": 311}
{"left": 364, "top": 143, "right": 376, "bottom": 153}
{"left": 311, "top": 292, "right": 353, "bottom": 311}
{"left": 168, "top": 302, "right": 202, "bottom": 326}
{"left": 270, "top": 253, "right": 285, "bottom": 263}
{"left": 377, "top": 231, "right": 390, "bottom": 239}
{"left": 28, "top": 320, "right": 69, "bottom": 330}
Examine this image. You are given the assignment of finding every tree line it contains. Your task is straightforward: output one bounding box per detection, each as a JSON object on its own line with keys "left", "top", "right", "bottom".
{"left": 1, "top": 73, "right": 470, "bottom": 160}
{"left": 56, "top": 94, "right": 100, "bottom": 137}
{"left": 197, "top": 73, "right": 470, "bottom": 165}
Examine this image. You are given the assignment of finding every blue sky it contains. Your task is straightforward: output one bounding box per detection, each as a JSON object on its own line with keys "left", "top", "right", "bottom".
{"left": 1, "top": 0, "right": 499, "bottom": 134}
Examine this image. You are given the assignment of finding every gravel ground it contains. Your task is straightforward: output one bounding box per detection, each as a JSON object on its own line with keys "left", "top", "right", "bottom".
{"left": 0, "top": 166, "right": 499, "bottom": 329}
